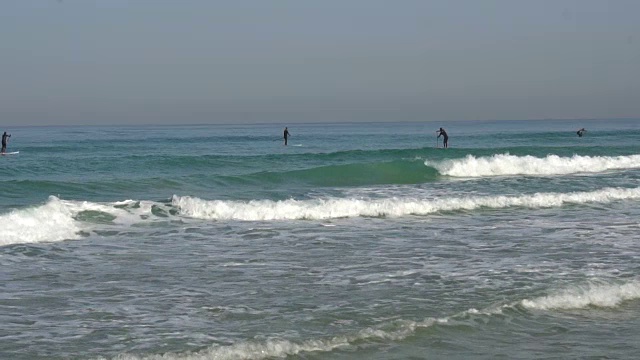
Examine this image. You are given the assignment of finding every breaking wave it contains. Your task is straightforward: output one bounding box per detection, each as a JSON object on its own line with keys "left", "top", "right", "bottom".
{"left": 429, "top": 153, "right": 640, "bottom": 177}
{"left": 4, "top": 185, "right": 640, "bottom": 245}
{"left": 172, "top": 186, "right": 640, "bottom": 221}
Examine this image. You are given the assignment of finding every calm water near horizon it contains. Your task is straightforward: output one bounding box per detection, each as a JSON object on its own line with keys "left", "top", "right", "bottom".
{"left": 1, "top": 119, "right": 640, "bottom": 359}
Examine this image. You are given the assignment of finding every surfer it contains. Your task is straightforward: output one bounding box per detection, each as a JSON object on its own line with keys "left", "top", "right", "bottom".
{"left": 576, "top": 128, "right": 586, "bottom": 137}
{"left": 283, "top": 127, "right": 290, "bottom": 146}
{"left": 1, "top": 132, "right": 10, "bottom": 154}
{"left": 436, "top": 127, "right": 448, "bottom": 148}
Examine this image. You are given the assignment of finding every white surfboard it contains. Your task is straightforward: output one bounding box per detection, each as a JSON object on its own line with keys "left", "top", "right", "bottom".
{"left": 1, "top": 151, "right": 19, "bottom": 155}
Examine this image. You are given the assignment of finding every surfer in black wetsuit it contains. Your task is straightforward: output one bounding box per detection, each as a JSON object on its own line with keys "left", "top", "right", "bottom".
{"left": 436, "top": 127, "right": 448, "bottom": 148}
{"left": 283, "top": 127, "right": 290, "bottom": 146}
{"left": 1, "top": 132, "right": 10, "bottom": 154}
{"left": 576, "top": 128, "right": 586, "bottom": 137}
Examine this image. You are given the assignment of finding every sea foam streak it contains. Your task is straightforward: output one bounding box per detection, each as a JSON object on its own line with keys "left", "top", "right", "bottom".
{"left": 172, "top": 186, "right": 640, "bottom": 221}
{"left": 102, "top": 318, "right": 441, "bottom": 360}
{"left": 429, "top": 153, "right": 640, "bottom": 177}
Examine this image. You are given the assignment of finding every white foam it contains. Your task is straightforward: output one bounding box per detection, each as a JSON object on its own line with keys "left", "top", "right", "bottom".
{"left": 429, "top": 153, "right": 640, "bottom": 177}
{"left": 521, "top": 279, "right": 640, "bottom": 310}
{"left": 172, "top": 186, "right": 640, "bottom": 221}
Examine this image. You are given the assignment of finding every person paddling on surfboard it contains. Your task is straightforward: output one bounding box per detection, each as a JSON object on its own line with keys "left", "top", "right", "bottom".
{"left": 283, "top": 127, "right": 290, "bottom": 146}
{"left": 576, "top": 128, "right": 586, "bottom": 137}
{"left": 436, "top": 128, "right": 448, "bottom": 148}
{"left": 1, "top": 131, "right": 10, "bottom": 154}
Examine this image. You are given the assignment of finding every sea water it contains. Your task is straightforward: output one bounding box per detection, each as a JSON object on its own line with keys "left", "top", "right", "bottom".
{"left": 1, "top": 119, "right": 639, "bottom": 359}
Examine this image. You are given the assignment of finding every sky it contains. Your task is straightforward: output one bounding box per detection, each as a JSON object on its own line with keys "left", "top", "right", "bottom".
{"left": 1, "top": 0, "right": 639, "bottom": 126}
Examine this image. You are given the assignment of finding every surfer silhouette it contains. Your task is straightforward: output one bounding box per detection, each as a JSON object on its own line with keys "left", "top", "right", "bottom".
{"left": 436, "top": 128, "right": 448, "bottom": 148}
{"left": 576, "top": 128, "right": 586, "bottom": 137}
{"left": 283, "top": 127, "right": 290, "bottom": 146}
{"left": 1, "top": 132, "right": 11, "bottom": 154}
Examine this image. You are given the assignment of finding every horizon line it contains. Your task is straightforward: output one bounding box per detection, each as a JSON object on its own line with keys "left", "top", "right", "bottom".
{"left": 3, "top": 117, "right": 638, "bottom": 129}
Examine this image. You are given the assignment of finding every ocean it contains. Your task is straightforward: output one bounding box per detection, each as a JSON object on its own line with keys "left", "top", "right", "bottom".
{"left": 1, "top": 119, "right": 639, "bottom": 359}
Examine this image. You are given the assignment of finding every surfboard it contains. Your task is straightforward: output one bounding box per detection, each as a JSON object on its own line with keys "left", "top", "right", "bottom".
{"left": 1, "top": 151, "right": 19, "bottom": 155}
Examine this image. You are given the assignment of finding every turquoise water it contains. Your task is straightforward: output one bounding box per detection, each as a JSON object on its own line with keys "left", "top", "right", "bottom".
{"left": 1, "top": 119, "right": 640, "bottom": 359}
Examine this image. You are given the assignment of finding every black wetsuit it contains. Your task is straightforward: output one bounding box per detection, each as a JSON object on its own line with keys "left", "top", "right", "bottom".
{"left": 284, "top": 129, "right": 290, "bottom": 146}
{"left": 577, "top": 129, "right": 585, "bottom": 137}
{"left": 1, "top": 133, "right": 9, "bottom": 153}
{"left": 437, "top": 129, "right": 448, "bottom": 148}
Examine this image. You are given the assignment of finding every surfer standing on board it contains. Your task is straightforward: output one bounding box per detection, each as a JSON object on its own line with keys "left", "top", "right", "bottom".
{"left": 1, "top": 132, "right": 11, "bottom": 154}
{"left": 283, "top": 127, "right": 290, "bottom": 146}
{"left": 436, "top": 127, "right": 448, "bottom": 148}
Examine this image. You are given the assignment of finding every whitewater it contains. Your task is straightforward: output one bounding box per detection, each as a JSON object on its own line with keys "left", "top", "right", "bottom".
{"left": 1, "top": 119, "right": 640, "bottom": 359}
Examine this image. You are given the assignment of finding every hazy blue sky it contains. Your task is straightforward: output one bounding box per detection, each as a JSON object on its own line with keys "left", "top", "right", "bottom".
{"left": 1, "top": 0, "right": 639, "bottom": 125}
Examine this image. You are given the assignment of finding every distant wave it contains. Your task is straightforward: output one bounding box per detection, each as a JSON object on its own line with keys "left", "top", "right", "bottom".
{"left": 98, "top": 278, "right": 640, "bottom": 360}
{"left": 10, "top": 151, "right": 640, "bottom": 195}
{"left": 1, "top": 158, "right": 436, "bottom": 194}
{"left": 246, "top": 159, "right": 437, "bottom": 186}
{"left": 428, "top": 153, "right": 640, "bottom": 177}
{"left": 173, "top": 186, "right": 640, "bottom": 221}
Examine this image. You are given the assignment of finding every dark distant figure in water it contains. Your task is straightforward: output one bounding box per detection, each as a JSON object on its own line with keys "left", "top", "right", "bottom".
{"left": 283, "top": 127, "right": 290, "bottom": 146}
{"left": 436, "top": 127, "right": 448, "bottom": 148}
{"left": 577, "top": 128, "right": 586, "bottom": 137}
{"left": 1, "top": 131, "right": 11, "bottom": 154}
